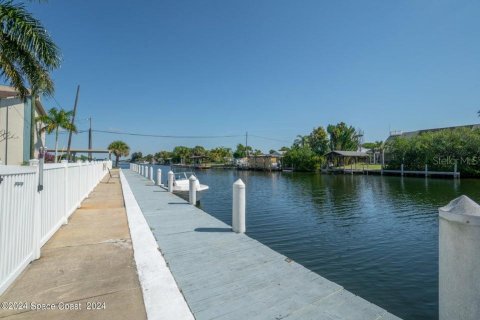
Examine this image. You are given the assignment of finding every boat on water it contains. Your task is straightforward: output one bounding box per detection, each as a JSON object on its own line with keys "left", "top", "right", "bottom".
{"left": 172, "top": 171, "right": 209, "bottom": 202}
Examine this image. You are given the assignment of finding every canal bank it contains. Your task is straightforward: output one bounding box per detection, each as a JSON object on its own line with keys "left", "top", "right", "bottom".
{"left": 122, "top": 169, "right": 402, "bottom": 320}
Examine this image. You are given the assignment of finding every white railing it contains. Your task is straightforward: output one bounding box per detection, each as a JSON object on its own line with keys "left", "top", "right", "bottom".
{"left": 0, "top": 160, "right": 112, "bottom": 295}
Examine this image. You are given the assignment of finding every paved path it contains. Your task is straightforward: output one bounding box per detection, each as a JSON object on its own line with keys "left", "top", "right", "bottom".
{"left": 0, "top": 170, "right": 147, "bottom": 320}
{"left": 123, "top": 169, "right": 402, "bottom": 320}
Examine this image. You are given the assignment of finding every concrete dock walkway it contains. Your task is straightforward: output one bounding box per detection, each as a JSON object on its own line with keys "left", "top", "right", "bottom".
{"left": 0, "top": 171, "right": 147, "bottom": 320}
{"left": 122, "top": 169, "right": 402, "bottom": 320}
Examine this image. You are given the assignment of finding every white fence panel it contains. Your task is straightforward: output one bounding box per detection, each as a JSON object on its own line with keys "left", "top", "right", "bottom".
{"left": 0, "top": 160, "right": 111, "bottom": 295}
{"left": 0, "top": 167, "right": 37, "bottom": 295}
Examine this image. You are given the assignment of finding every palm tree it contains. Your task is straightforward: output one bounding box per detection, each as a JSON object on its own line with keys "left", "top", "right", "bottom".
{"left": 108, "top": 141, "right": 130, "bottom": 168}
{"left": 0, "top": 1, "right": 61, "bottom": 98}
{"left": 36, "top": 108, "right": 76, "bottom": 163}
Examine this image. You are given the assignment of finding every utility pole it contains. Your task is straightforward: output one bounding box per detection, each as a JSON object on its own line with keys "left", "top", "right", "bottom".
{"left": 245, "top": 131, "right": 249, "bottom": 157}
{"left": 66, "top": 85, "right": 80, "bottom": 161}
{"left": 88, "top": 117, "right": 92, "bottom": 161}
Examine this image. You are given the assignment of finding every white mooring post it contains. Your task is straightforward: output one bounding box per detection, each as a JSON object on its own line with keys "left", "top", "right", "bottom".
{"left": 439, "top": 195, "right": 480, "bottom": 320}
{"left": 168, "top": 171, "right": 174, "bottom": 192}
{"left": 232, "top": 179, "right": 246, "bottom": 233}
{"left": 149, "top": 167, "right": 154, "bottom": 182}
{"left": 189, "top": 175, "right": 197, "bottom": 205}
{"left": 140, "top": 165, "right": 143, "bottom": 175}
{"left": 157, "top": 169, "right": 162, "bottom": 186}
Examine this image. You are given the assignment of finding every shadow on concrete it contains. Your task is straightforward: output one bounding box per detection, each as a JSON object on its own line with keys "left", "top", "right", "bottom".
{"left": 168, "top": 202, "right": 189, "bottom": 205}
{"left": 194, "top": 227, "right": 232, "bottom": 233}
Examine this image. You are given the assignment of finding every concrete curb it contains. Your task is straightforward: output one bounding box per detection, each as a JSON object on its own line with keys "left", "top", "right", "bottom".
{"left": 119, "top": 169, "right": 194, "bottom": 320}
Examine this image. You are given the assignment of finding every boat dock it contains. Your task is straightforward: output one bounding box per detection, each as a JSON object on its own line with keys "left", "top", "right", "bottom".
{"left": 121, "top": 169, "right": 401, "bottom": 320}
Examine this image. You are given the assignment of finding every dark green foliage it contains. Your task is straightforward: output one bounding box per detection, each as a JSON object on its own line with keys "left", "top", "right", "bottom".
{"left": 385, "top": 128, "right": 480, "bottom": 177}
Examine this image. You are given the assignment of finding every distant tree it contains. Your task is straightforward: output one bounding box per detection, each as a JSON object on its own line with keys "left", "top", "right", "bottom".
{"left": 233, "top": 144, "right": 252, "bottom": 158}
{"left": 191, "top": 145, "right": 207, "bottom": 157}
{"left": 293, "top": 135, "right": 309, "bottom": 148}
{"left": 327, "top": 122, "right": 359, "bottom": 151}
{"left": 308, "top": 126, "right": 329, "bottom": 155}
{"left": 144, "top": 154, "right": 154, "bottom": 163}
{"left": 36, "top": 108, "right": 76, "bottom": 163}
{"left": 283, "top": 145, "right": 319, "bottom": 171}
{"left": 269, "top": 149, "right": 276, "bottom": 154}
{"left": 108, "top": 140, "right": 130, "bottom": 167}
{"left": 252, "top": 149, "right": 263, "bottom": 156}
{"left": 279, "top": 146, "right": 290, "bottom": 152}
{"left": 172, "top": 146, "right": 191, "bottom": 164}
{"left": 208, "top": 147, "right": 232, "bottom": 163}
{"left": 155, "top": 150, "right": 173, "bottom": 164}
{"left": 130, "top": 152, "right": 143, "bottom": 163}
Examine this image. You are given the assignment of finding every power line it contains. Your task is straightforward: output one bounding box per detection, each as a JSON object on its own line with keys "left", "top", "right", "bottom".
{"left": 92, "top": 129, "right": 244, "bottom": 139}
{"left": 249, "top": 134, "right": 291, "bottom": 143}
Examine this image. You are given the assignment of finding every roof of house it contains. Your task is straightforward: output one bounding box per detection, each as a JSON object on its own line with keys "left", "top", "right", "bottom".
{"left": 0, "top": 85, "right": 46, "bottom": 116}
{"left": 386, "top": 124, "right": 480, "bottom": 142}
{"left": 325, "top": 150, "right": 369, "bottom": 157}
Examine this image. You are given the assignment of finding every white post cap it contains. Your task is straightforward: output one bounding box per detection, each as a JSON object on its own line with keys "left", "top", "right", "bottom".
{"left": 233, "top": 178, "right": 245, "bottom": 188}
{"left": 439, "top": 195, "right": 480, "bottom": 226}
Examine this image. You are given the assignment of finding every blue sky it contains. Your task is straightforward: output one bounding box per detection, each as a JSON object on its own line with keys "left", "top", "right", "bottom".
{"left": 28, "top": 0, "right": 480, "bottom": 155}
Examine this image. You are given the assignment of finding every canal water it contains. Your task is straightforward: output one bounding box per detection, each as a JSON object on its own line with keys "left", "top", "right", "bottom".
{"left": 131, "top": 164, "right": 480, "bottom": 320}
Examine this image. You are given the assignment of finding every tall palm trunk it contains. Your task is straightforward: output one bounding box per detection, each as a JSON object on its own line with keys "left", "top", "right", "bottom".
{"left": 54, "top": 127, "right": 59, "bottom": 163}
{"left": 115, "top": 155, "right": 119, "bottom": 168}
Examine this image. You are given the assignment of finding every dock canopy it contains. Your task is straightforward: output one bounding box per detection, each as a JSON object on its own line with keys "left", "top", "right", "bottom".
{"left": 325, "top": 150, "right": 369, "bottom": 167}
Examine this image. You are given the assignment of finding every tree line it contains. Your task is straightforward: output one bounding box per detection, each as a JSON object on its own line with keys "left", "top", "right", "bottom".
{"left": 384, "top": 127, "right": 480, "bottom": 177}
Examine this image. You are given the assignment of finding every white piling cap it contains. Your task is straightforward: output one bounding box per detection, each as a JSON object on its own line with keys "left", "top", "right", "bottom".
{"left": 168, "top": 170, "right": 174, "bottom": 174}
{"left": 439, "top": 195, "right": 480, "bottom": 225}
{"left": 233, "top": 178, "right": 245, "bottom": 188}
{"left": 189, "top": 175, "right": 197, "bottom": 181}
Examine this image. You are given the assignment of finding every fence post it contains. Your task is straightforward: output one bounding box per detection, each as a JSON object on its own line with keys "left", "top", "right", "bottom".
{"left": 157, "top": 169, "right": 162, "bottom": 186}
{"left": 439, "top": 195, "right": 480, "bottom": 320}
{"left": 232, "top": 179, "right": 246, "bottom": 233}
{"left": 168, "top": 171, "right": 174, "bottom": 192}
{"left": 29, "top": 159, "right": 41, "bottom": 260}
{"left": 61, "top": 160, "right": 69, "bottom": 224}
{"left": 401, "top": 164, "right": 404, "bottom": 176}
{"left": 454, "top": 161, "right": 458, "bottom": 178}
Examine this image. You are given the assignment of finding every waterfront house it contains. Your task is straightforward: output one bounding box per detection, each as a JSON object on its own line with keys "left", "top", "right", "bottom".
{"left": 247, "top": 153, "right": 283, "bottom": 171}
{"left": 385, "top": 124, "right": 480, "bottom": 143}
{"left": 0, "top": 85, "right": 46, "bottom": 165}
{"left": 325, "top": 150, "right": 369, "bottom": 168}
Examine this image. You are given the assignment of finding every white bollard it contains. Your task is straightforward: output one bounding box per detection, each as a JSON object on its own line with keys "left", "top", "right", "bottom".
{"left": 149, "top": 167, "right": 154, "bottom": 181}
{"left": 157, "top": 169, "right": 162, "bottom": 186}
{"left": 168, "top": 171, "right": 174, "bottom": 192}
{"left": 232, "top": 179, "right": 246, "bottom": 233}
{"left": 140, "top": 165, "right": 143, "bottom": 175}
{"left": 189, "top": 175, "right": 197, "bottom": 205}
{"left": 439, "top": 195, "right": 480, "bottom": 320}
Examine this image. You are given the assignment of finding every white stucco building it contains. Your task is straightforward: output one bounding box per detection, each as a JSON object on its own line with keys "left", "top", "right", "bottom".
{"left": 0, "top": 85, "right": 46, "bottom": 165}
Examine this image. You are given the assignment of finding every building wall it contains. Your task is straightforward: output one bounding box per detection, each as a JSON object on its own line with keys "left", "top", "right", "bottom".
{"left": 0, "top": 97, "right": 45, "bottom": 165}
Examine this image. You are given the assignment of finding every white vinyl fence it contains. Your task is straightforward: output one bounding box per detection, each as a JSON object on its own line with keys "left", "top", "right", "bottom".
{"left": 0, "top": 160, "right": 112, "bottom": 295}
